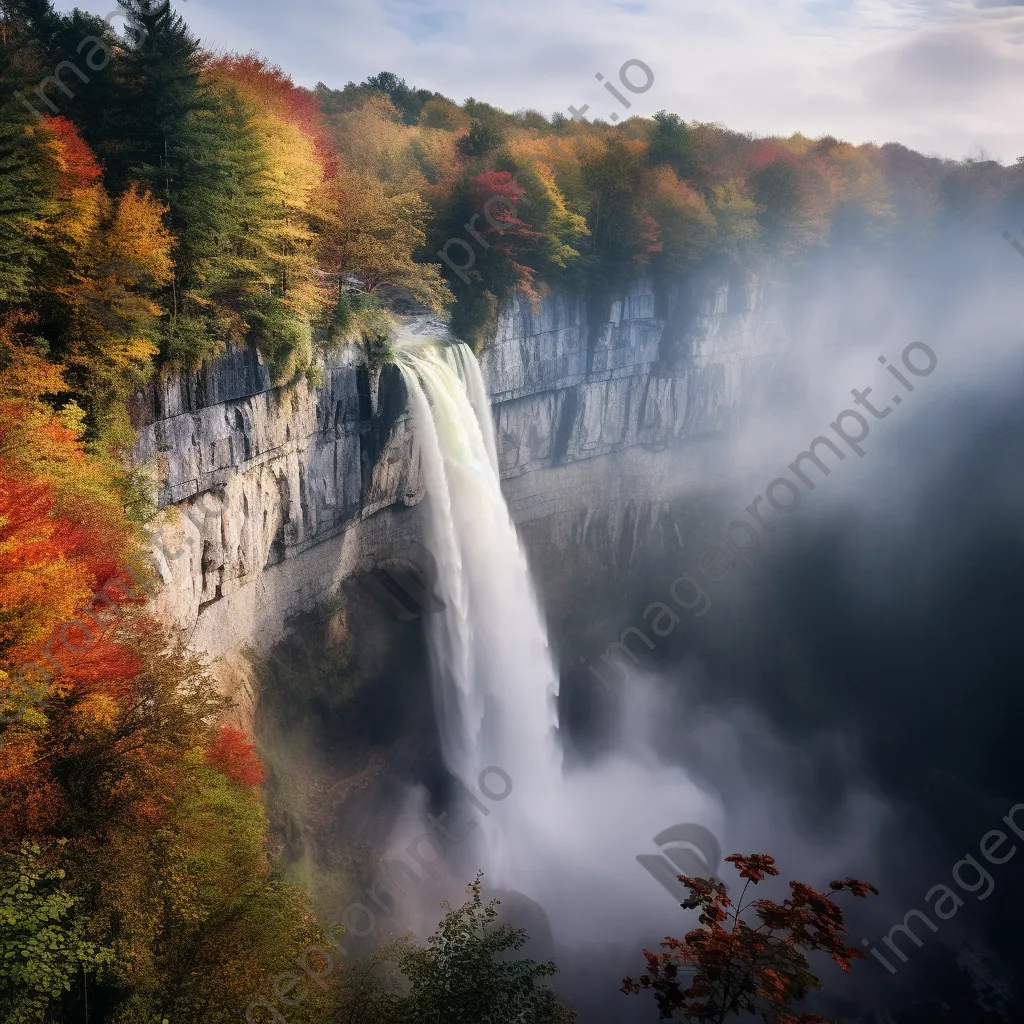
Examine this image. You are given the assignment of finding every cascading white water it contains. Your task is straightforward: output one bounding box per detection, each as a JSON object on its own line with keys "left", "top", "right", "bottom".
{"left": 396, "top": 339, "right": 562, "bottom": 868}
{"left": 396, "top": 335, "right": 722, "bottom": 940}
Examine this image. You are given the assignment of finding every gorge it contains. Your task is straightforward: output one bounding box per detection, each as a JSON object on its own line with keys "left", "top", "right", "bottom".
{"left": 126, "top": 234, "right": 1024, "bottom": 1020}
{"left": 134, "top": 262, "right": 792, "bottom": 679}
{"left": 6, "top": 5, "right": 1024, "bottom": 1016}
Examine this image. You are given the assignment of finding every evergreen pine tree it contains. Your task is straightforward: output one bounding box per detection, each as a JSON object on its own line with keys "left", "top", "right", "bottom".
{"left": 94, "top": 0, "right": 272, "bottom": 365}
{"left": 0, "top": 14, "right": 57, "bottom": 305}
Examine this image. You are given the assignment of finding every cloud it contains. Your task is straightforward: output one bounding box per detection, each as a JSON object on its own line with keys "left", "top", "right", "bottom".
{"left": 55, "top": 0, "right": 1024, "bottom": 160}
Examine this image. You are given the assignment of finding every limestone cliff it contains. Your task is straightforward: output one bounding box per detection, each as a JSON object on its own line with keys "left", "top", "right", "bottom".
{"left": 132, "top": 262, "right": 799, "bottom": 673}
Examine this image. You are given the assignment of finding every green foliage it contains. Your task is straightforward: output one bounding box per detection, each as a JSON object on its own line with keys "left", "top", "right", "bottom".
{"left": 348, "top": 876, "right": 575, "bottom": 1024}
{"left": 0, "top": 841, "right": 111, "bottom": 1024}
{"left": 1, "top": 0, "right": 121, "bottom": 133}
{"left": 459, "top": 118, "right": 506, "bottom": 158}
{"left": 362, "top": 70, "right": 439, "bottom": 124}
{"left": 324, "top": 289, "right": 359, "bottom": 343}
{"left": 315, "top": 72, "right": 443, "bottom": 125}
{"left": 497, "top": 157, "right": 589, "bottom": 281}
{"left": 0, "top": 37, "right": 55, "bottom": 306}
{"left": 449, "top": 286, "right": 498, "bottom": 353}
{"left": 313, "top": 80, "right": 372, "bottom": 116}
{"left": 578, "top": 138, "right": 658, "bottom": 298}
{"left": 104, "top": 756, "right": 328, "bottom": 1024}
{"left": 13, "top": 625, "right": 327, "bottom": 1024}
{"left": 648, "top": 110, "right": 696, "bottom": 179}
{"left": 512, "top": 108, "right": 552, "bottom": 131}
{"left": 84, "top": 1, "right": 279, "bottom": 364}
{"left": 749, "top": 158, "right": 802, "bottom": 237}
{"left": 362, "top": 332, "right": 394, "bottom": 371}
{"left": 246, "top": 293, "right": 313, "bottom": 386}
{"left": 162, "top": 311, "right": 223, "bottom": 369}
{"left": 304, "top": 361, "right": 325, "bottom": 389}
{"left": 395, "top": 876, "right": 575, "bottom": 1023}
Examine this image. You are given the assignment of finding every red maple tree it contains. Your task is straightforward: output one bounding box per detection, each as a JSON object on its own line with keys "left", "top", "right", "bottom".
{"left": 206, "top": 724, "right": 265, "bottom": 787}
{"left": 623, "top": 853, "right": 877, "bottom": 1023}
{"left": 467, "top": 170, "right": 547, "bottom": 307}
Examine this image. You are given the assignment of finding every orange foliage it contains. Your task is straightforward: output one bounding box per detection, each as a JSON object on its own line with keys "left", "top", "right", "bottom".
{"left": 207, "top": 54, "right": 336, "bottom": 178}
{"left": 44, "top": 115, "right": 102, "bottom": 189}
{"left": 0, "top": 317, "right": 147, "bottom": 781}
{"left": 0, "top": 461, "right": 94, "bottom": 660}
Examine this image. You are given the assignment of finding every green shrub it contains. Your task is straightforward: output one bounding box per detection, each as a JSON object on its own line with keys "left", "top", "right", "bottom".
{"left": 450, "top": 288, "right": 499, "bottom": 353}
{"left": 246, "top": 295, "right": 313, "bottom": 386}
{"left": 162, "top": 314, "right": 224, "bottom": 372}
{"left": 0, "top": 841, "right": 111, "bottom": 1024}
{"left": 345, "top": 875, "right": 575, "bottom": 1024}
{"left": 325, "top": 290, "right": 393, "bottom": 347}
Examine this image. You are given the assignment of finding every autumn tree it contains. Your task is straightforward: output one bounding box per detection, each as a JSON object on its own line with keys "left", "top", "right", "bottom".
{"left": 361, "top": 70, "right": 440, "bottom": 125}
{"left": 749, "top": 157, "right": 803, "bottom": 241}
{"left": 314, "top": 167, "right": 452, "bottom": 313}
{"left": 576, "top": 135, "right": 661, "bottom": 321}
{"left": 431, "top": 169, "right": 542, "bottom": 348}
{"left": 623, "top": 853, "right": 877, "bottom": 1023}
{"left": 206, "top": 55, "right": 336, "bottom": 384}
{"left": 73, "top": 0, "right": 273, "bottom": 369}
{"left": 419, "top": 96, "right": 470, "bottom": 133}
{"left": 817, "top": 139, "right": 894, "bottom": 243}
{"left": 0, "top": 329, "right": 323, "bottom": 1023}
{"left": 28, "top": 117, "right": 172, "bottom": 448}
{"left": 647, "top": 166, "right": 716, "bottom": 274}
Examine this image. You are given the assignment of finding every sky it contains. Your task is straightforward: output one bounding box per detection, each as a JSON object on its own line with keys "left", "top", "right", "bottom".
{"left": 57, "top": 0, "right": 1024, "bottom": 162}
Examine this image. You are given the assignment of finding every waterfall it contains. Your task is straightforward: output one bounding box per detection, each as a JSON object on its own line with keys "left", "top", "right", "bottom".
{"left": 396, "top": 335, "right": 722, "bottom": 941}
{"left": 396, "top": 339, "right": 562, "bottom": 872}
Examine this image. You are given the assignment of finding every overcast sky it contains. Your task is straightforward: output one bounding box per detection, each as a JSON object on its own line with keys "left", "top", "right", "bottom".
{"left": 57, "top": 0, "right": 1024, "bottom": 162}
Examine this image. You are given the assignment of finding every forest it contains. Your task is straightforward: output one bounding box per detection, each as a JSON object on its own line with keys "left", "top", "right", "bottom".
{"left": 1, "top": 0, "right": 1022, "bottom": 1020}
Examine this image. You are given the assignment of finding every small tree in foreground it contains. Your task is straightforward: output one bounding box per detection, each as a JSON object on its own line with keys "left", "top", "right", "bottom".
{"left": 400, "top": 874, "right": 575, "bottom": 1024}
{"left": 623, "top": 854, "right": 877, "bottom": 1023}
{"left": 354, "top": 874, "right": 575, "bottom": 1024}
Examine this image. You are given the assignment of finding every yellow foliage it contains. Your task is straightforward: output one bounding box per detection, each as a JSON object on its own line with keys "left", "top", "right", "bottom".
{"left": 105, "top": 185, "right": 174, "bottom": 291}
{"left": 38, "top": 127, "right": 107, "bottom": 269}
{"left": 316, "top": 169, "right": 453, "bottom": 310}
{"left": 824, "top": 142, "right": 895, "bottom": 224}
{"left": 419, "top": 97, "right": 471, "bottom": 133}
{"left": 249, "top": 109, "right": 324, "bottom": 308}
{"left": 72, "top": 693, "right": 120, "bottom": 737}
{"left": 647, "top": 166, "right": 716, "bottom": 269}
{"left": 709, "top": 180, "right": 759, "bottom": 250}
{"left": 327, "top": 95, "right": 461, "bottom": 202}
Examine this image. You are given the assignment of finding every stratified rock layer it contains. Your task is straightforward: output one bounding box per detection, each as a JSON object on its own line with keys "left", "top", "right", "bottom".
{"left": 133, "top": 265, "right": 796, "bottom": 662}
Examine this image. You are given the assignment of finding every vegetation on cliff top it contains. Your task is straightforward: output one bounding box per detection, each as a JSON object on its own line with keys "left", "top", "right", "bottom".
{"left": 3, "top": 0, "right": 1023, "bottom": 449}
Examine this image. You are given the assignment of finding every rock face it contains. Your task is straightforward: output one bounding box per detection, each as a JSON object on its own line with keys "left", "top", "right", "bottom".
{"left": 133, "top": 263, "right": 799, "bottom": 666}
{"left": 483, "top": 267, "right": 792, "bottom": 523}
{"left": 133, "top": 344, "right": 424, "bottom": 666}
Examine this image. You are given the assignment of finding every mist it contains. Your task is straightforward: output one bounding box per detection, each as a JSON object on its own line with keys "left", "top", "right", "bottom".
{"left": 387, "top": 222, "right": 1024, "bottom": 1021}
